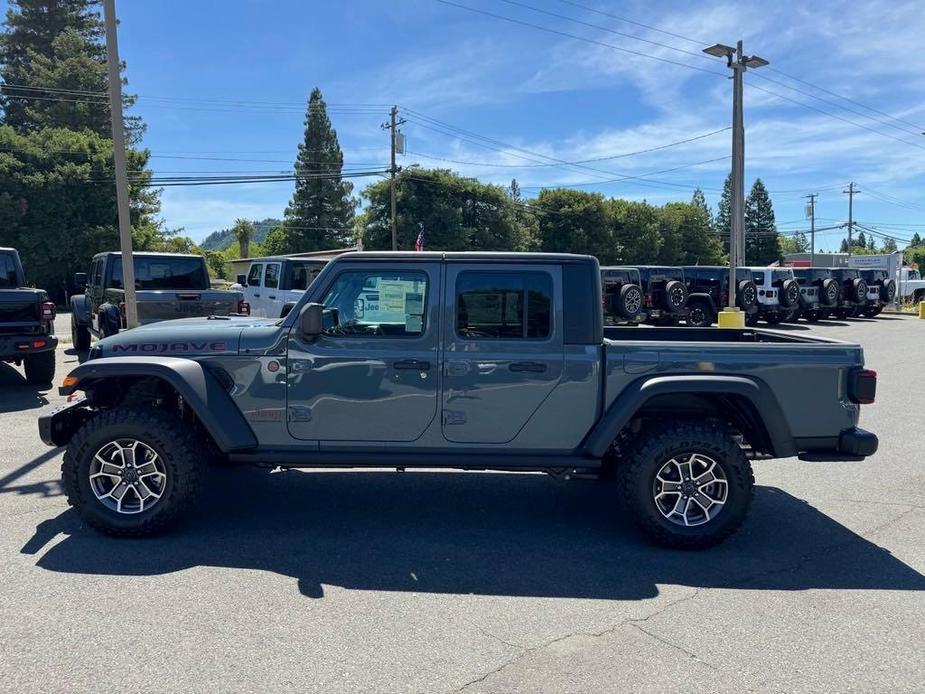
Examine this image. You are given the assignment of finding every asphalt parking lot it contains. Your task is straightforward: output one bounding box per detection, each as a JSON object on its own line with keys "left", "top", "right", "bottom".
{"left": 1, "top": 314, "right": 923, "bottom": 693}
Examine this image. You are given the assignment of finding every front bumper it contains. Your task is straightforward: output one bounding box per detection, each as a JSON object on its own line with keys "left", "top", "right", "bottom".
{"left": 0, "top": 333, "right": 57, "bottom": 361}
{"left": 798, "top": 427, "right": 879, "bottom": 462}
{"left": 38, "top": 398, "right": 91, "bottom": 447}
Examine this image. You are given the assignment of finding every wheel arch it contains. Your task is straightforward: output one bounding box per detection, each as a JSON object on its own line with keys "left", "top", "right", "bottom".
{"left": 582, "top": 374, "right": 795, "bottom": 459}
{"left": 60, "top": 357, "right": 257, "bottom": 452}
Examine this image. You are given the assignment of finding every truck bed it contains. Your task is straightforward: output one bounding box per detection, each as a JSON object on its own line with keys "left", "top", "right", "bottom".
{"left": 603, "top": 325, "right": 845, "bottom": 344}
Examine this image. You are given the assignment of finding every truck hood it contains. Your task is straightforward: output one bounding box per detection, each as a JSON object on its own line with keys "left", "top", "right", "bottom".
{"left": 94, "top": 316, "right": 279, "bottom": 357}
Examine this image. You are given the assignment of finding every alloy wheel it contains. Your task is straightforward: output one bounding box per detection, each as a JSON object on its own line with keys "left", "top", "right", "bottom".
{"left": 89, "top": 439, "right": 168, "bottom": 514}
{"left": 652, "top": 453, "right": 728, "bottom": 527}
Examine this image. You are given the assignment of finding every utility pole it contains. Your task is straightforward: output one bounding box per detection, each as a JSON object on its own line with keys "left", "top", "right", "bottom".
{"left": 703, "top": 40, "right": 768, "bottom": 320}
{"left": 844, "top": 182, "right": 859, "bottom": 260}
{"left": 103, "top": 0, "right": 138, "bottom": 328}
{"left": 382, "top": 106, "right": 405, "bottom": 251}
{"left": 805, "top": 193, "right": 817, "bottom": 267}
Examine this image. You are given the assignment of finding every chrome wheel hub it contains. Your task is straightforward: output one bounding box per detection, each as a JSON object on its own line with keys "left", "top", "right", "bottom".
{"left": 89, "top": 439, "right": 167, "bottom": 514}
{"left": 652, "top": 453, "right": 728, "bottom": 527}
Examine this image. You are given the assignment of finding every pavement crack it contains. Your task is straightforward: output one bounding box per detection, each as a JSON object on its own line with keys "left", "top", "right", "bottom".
{"left": 629, "top": 622, "right": 717, "bottom": 671}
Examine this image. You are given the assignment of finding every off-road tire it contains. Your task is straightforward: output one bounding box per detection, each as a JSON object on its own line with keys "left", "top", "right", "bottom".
{"left": 736, "top": 280, "right": 757, "bottom": 308}
{"left": 880, "top": 280, "right": 896, "bottom": 302}
{"left": 821, "top": 278, "right": 840, "bottom": 306}
{"left": 71, "top": 314, "right": 91, "bottom": 351}
{"left": 862, "top": 306, "right": 882, "bottom": 318}
{"left": 804, "top": 310, "right": 820, "bottom": 322}
{"left": 853, "top": 278, "right": 869, "bottom": 303}
{"left": 780, "top": 279, "right": 799, "bottom": 307}
{"left": 663, "top": 280, "right": 688, "bottom": 311}
{"left": 618, "top": 284, "right": 644, "bottom": 318}
{"left": 618, "top": 423, "right": 754, "bottom": 549}
{"left": 744, "top": 313, "right": 759, "bottom": 327}
{"left": 685, "top": 300, "right": 714, "bottom": 327}
{"left": 24, "top": 350, "right": 55, "bottom": 385}
{"left": 764, "top": 313, "right": 782, "bottom": 325}
{"left": 61, "top": 408, "right": 206, "bottom": 537}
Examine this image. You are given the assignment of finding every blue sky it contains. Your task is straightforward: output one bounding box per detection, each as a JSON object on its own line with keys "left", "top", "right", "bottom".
{"left": 11, "top": 0, "right": 925, "bottom": 248}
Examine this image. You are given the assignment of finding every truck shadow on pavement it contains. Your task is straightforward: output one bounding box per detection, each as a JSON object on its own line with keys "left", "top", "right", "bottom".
{"left": 23, "top": 468, "right": 925, "bottom": 600}
{"left": 0, "top": 363, "right": 50, "bottom": 413}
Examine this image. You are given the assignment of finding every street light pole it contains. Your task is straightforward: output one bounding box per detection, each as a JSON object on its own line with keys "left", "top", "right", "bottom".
{"left": 103, "top": 0, "right": 138, "bottom": 329}
{"left": 703, "top": 40, "right": 768, "bottom": 324}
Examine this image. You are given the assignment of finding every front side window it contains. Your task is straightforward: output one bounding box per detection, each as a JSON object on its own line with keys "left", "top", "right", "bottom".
{"left": 320, "top": 270, "right": 428, "bottom": 337}
{"left": 264, "top": 263, "right": 280, "bottom": 289}
{"left": 456, "top": 272, "right": 552, "bottom": 340}
{"left": 247, "top": 263, "right": 263, "bottom": 287}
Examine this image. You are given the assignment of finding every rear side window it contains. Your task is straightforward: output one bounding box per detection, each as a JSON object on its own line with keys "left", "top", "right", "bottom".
{"left": 289, "top": 262, "right": 322, "bottom": 291}
{"left": 0, "top": 253, "right": 19, "bottom": 287}
{"left": 456, "top": 271, "right": 552, "bottom": 340}
{"left": 753, "top": 273, "right": 765, "bottom": 286}
{"left": 247, "top": 263, "right": 263, "bottom": 287}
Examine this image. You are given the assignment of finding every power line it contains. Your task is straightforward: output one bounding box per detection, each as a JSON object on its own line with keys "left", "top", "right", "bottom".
{"left": 554, "top": 0, "right": 706, "bottom": 47}
{"left": 517, "top": 156, "right": 730, "bottom": 190}
{"left": 431, "top": 0, "right": 723, "bottom": 77}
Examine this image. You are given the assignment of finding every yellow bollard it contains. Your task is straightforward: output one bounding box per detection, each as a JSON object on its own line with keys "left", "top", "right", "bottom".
{"left": 718, "top": 307, "right": 746, "bottom": 329}
{"left": 919, "top": 301, "right": 925, "bottom": 319}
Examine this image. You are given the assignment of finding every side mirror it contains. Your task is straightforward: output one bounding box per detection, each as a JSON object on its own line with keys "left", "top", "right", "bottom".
{"left": 299, "top": 302, "right": 324, "bottom": 338}
{"left": 236, "top": 274, "right": 247, "bottom": 286}
{"left": 74, "top": 272, "right": 87, "bottom": 289}
{"left": 280, "top": 301, "right": 297, "bottom": 318}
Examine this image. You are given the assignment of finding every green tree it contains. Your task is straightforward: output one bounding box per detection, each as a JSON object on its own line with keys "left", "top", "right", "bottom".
{"left": 278, "top": 87, "right": 356, "bottom": 253}
{"left": 868, "top": 234, "right": 877, "bottom": 251}
{"left": 204, "top": 250, "right": 228, "bottom": 280}
{"left": 839, "top": 238, "right": 850, "bottom": 253}
{"left": 509, "top": 178, "right": 521, "bottom": 201}
{"left": 714, "top": 172, "right": 732, "bottom": 257}
{"left": 910, "top": 232, "right": 923, "bottom": 247}
{"left": 856, "top": 230, "right": 867, "bottom": 249}
{"left": 358, "top": 167, "right": 532, "bottom": 251}
{"left": 531, "top": 188, "right": 617, "bottom": 262}
{"left": 232, "top": 218, "right": 254, "bottom": 259}
{"left": 744, "top": 178, "right": 780, "bottom": 264}
{"left": 691, "top": 187, "right": 712, "bottom": 228}
{"left": 780, "top": 232, "right": 809, "bottom": 256}
{"left": 882, "top": 237, "right": 898, "bottom": 253}
{"left": 609, "top": 199, "right": 660, "bottom": 264}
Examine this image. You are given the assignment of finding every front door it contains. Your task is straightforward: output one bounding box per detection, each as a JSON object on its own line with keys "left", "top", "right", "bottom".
{"left": 286, "top": 262, "right": 439, "bottom": 443}
{"left": 442, "top": 264, "right": 564, "bottom": 444}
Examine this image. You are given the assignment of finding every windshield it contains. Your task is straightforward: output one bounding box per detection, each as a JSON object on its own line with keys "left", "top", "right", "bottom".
{"left": 0, "top": 253, "right": 21, "bottom": 288}
{"left": 110, "top": 256, "right": 209, "bottom": 290}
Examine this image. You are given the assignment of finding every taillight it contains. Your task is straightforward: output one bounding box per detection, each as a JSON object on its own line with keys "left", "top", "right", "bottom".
{"left": 644, "top": 293, "right": 653, "bottom": 308}
{"left": 237, "top": 300, "right": 250, "bottom": 315}
{"left": 850, "top": 369, "right": 877, "bottom": 405}
{"left": 40, "top": 301, "right": 55, "bottom": 320}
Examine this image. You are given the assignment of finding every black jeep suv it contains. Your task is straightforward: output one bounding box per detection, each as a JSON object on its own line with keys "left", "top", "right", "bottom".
{"left": 633, "top": 266, "right": 688, "bottom": 325}
{"left": 858, "top": 269, "right": 896, "bottom": 317}
{"left": 600, "top": 267, "right": 645, "bottom": 325}
{"left": 830, "top": 268, "right": 869, "bottom": 319}
{"left": 792, "top": 268, "right": 840, "bottom": 321}
{"left": 681, "top": 266, "right": 758, "bottom": 327}
{"left": 0, "top": 247, "right": 57, "bottom": 384}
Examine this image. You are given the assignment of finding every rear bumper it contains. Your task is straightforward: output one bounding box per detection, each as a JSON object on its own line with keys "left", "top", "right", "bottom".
{"left": 0, "top": 333, "right": 57, "bottom": 360}
{"left": 798, "top": 427, "right": 879, "bottom": 462}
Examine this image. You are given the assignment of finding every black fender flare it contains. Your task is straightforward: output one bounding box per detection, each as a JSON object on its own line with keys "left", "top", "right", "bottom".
{"left": 685, "top": 292, "right": 717, "bottom": 313}
{"left": 70, "top": 294, "right": 91, "bottom": 325}
{"left": 60, "top": 356, "right": 257, "bottom": 452}
{"left": 582, "top": 374, "right": 795, "bottom": 459}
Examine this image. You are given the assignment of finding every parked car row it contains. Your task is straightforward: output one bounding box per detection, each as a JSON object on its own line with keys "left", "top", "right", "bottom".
{"left": 602, "top": 265, "right": 899, "bottom": 327}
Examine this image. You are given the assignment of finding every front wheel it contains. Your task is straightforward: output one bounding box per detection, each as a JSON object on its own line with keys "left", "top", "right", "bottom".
{"left": 61, "top": 408, "right": 206, "bottom": 536}
{"left": 618, "top": 423, "right": 754, "bottom": 549}
{"left": 71, "top": 314, "right": 91, "bottom": 351}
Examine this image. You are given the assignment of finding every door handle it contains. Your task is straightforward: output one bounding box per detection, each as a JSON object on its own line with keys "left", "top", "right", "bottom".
{"left": 269, "top": 295, "right": 276, "bottom": 300}
{"left": 394, "top": 359, "right": 431, "bottom": 371}
{"left": 509, "top": 361, "right": 547, "bottom": 373}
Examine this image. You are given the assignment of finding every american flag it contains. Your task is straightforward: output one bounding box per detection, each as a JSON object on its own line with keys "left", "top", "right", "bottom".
{"left": 414, "top": 222, "right": 424, "bottom": 252}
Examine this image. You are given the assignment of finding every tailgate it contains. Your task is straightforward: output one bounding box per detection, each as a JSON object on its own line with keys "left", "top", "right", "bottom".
{"left": 136, "top": 290, "right": 238, "bottom": 322}
{"left": 0, "top": 292, "right": 41, "bottom": 332}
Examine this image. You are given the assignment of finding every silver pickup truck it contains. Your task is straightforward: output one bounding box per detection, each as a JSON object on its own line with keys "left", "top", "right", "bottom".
{"left": 69, "top": 252, "right": 248, "bottom": 349}
{"left": 42, "top": 252, "right": 878, "bottom": 549}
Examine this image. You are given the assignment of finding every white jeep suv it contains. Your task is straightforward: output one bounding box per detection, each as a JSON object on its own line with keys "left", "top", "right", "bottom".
{"left": 744, "top": 267, "right": 800, "bottom": 325}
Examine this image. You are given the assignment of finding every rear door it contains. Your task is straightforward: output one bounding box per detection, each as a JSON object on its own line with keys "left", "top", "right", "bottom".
{"left": 262, "top": 262, "right": 282, "bottom": 317}
{"left": 245, "top": 263, "right": 265, "bottom": 316}
{"left": 442, "top": 263, "right": 563, "bottom": 444}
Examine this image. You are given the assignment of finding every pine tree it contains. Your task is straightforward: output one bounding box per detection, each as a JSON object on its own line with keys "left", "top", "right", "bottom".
{"left": 911, "top": 232, "right": 923, "bottom": 247}
{"left": 509, "top": 178, "right": 521, "bottom": 201}
{"left": 714, "top": 173, "right": 732, "bottom": 257}
{"left": 795, "top": 231, "right": 809, "bottom": 253}
{"left": 280, "top": 87, "right": 356, "bottom": 252}
{"left": 868, "top": 234, "right": 876, "bottom": 251}
{"left": 744, "top": 178, "right": 780, "bottom": 264}
{"left": 691, "top": 187, "right": 712, "bottom": 227}
{"left": 882, "top": 237, "right": 897, "bottom": 253}
{"left": 856, "top": 231, "right": 867, "bottom": 249}
{"left": 839, "top": 238, "right": 850, "bottom": 253}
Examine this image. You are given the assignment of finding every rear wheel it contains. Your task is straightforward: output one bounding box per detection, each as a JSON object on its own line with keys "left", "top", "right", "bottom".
{"left": 764, "top": 313, "right": 782, "bottom": 325}
{"left": 685, "top": 301, "right": 714, "bottom": 327}
{"left": 618, "top": 423, "right": 754, "bottom": 549}
{"left": 24, "top": 350, "right": 55, "bottom": 385}
{"left": 61, "top": 408, "right": 206, "bottom": 536}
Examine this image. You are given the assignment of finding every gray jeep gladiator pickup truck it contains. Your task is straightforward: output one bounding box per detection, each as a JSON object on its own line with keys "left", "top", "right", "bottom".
{"left": 40, "top": 252, "right": 878, "bottom": 549}
{"left": 1, "top": 247, "right": 57, "bottom": 384}
{"left": 70, "top": 252, "right": 248, "bottom": 349}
